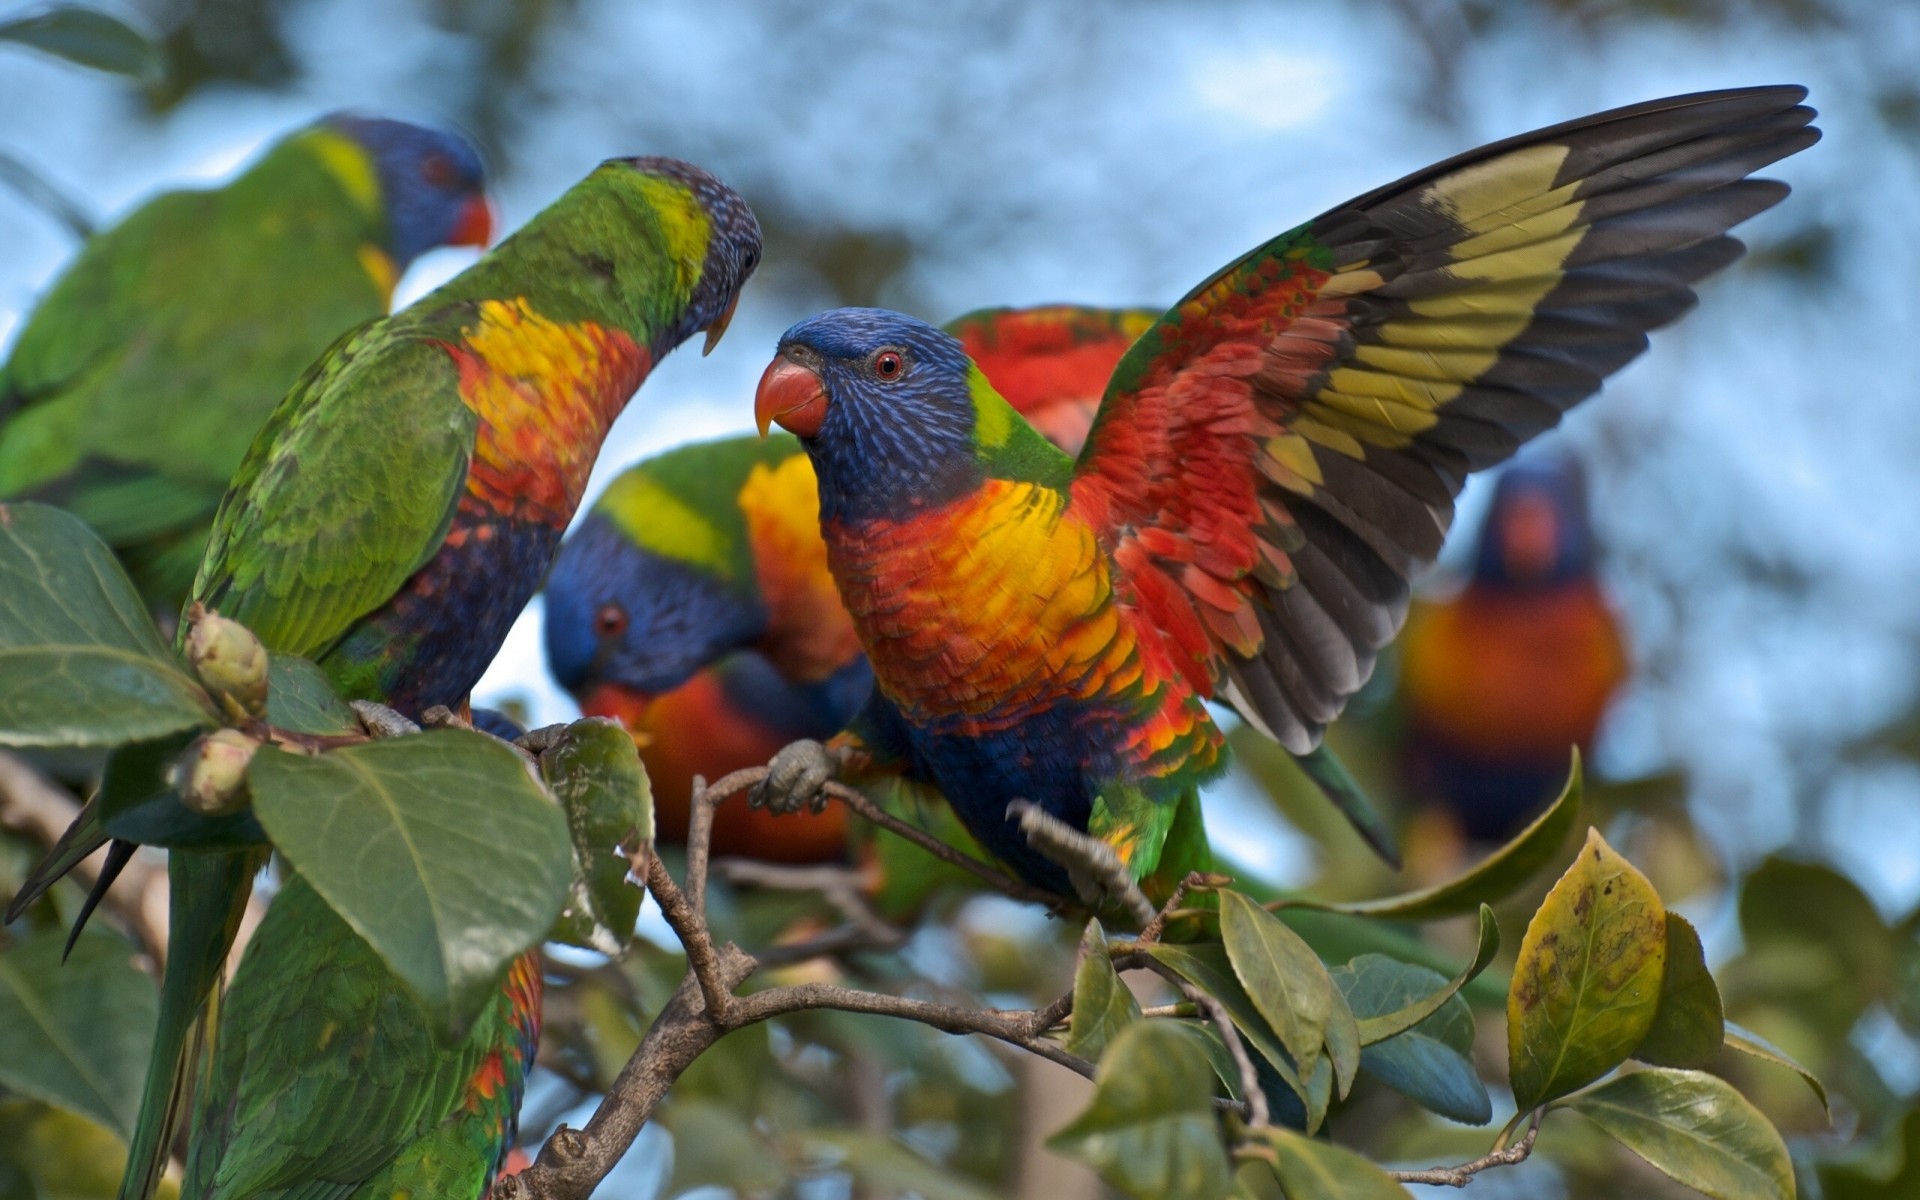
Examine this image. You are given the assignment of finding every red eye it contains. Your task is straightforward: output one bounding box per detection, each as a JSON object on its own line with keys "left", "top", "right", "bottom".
{"left": 594, "top": 604, "right": 628, "bottom": 637}
{"left": 873, "top": 351, "right": 904, "bottom": 380}
{"left": 421, "top": 154, "right": 455, "bottom": 188}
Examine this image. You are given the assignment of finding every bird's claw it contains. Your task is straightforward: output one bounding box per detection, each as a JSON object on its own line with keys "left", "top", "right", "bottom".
{"left": 751, "top": 739, "right": 839, "bottom": 816}
{"left": 351, "top": 700, "right": 420, "bottom": 740}
{"left": 1009, "top": 801, "right": 1155, "bottom": 926}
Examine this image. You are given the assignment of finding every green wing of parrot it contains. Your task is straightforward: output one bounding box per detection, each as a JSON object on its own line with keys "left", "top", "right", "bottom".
{"left": 190, "top": 318, "right": 474, "bottom": 661}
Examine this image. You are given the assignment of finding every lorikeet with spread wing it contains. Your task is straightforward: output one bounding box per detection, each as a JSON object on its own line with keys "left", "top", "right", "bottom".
{"left": 9, "top": 156, "right": 760, "bottom": 1200}
{"left": 0, "top": 114, "right": 493, "bottom": 614}
{"left": 751, "top": 87, "right": 1816, "bottom": 903}
{"left": 1399, "top": 452, "right": 1627, "bottom": 840}
{"left": 543, "top": 305, "right": 1154, "bottom": 861}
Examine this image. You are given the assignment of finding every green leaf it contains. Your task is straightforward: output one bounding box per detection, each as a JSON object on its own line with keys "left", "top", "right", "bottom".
{"left": 0, "top": 6, "right": 163, "bottom": 80}
{"left": 1302, "top": 754, "right": 1582, "bottom": 921}
{"left": 265, "top": 653, "right": 357, "bottom": 736}
{"left": 1635, "top": 914, "right": 1724, "bottom": 1069}
{"left": 0, "top": 925, "right": 156, "bottom": 1138}
{"left": 1048, "top": 1022, "right": 1234, "bottom": 1200}
{"left": 248, "top": 729, "right": 570, "bottom": 1036}
{"left": 1147, "top": 944, "right": 1303, "bottom": 1098}
{"left": 1324, "top": 984, "right": 1361, "bottom": 1102}
{"left": 1066, "top": 920, "right": 1141, "bottom": 1061}
{"left": 1724, "top": 1020, "right": 1830, "bottom": 1117}
{"left": 1507, "top": 828, "right": 1667, "bottom": 1112}
{"left": 1355, "top": 905, "right": 1499, "bottom": 1046}
{"left": 1331, "top": 955, "right": 1491, "bottom": 1126}
{"left": 1566, "top": 1068, "right": 1793, "bottom": 1200}
{"left": 1221, "top": 889, "right": 1334, "bottom": 1078}
{"left": 1242, "top": 1126, "right": 1411, "bottom": 1199}
{"left": 98, "top": 730, "right": 265, "bottom": 848}
{"left": 659, "top": 1099, "right": 786, "bottom": 1198}
{"left": 797, "top": 1131, "right": 1002, "bottom": 1200}
{"left": 0, "top": 503, "right": 214, "bottom": 746}
{"left": 538, "top": 718, "right": 651, "bottom": 954}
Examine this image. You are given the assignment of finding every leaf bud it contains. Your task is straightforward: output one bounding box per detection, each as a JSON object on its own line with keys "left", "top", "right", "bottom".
{"left": 184, "top": 602, "right": 269, "bottom": 720}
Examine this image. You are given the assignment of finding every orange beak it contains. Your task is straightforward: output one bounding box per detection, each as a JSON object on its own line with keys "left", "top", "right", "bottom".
{"left": 450, "top": 195, "right": 494, "bottom": 248}
{"left": 755, "top": 356, "right": 828, "bottom": 438}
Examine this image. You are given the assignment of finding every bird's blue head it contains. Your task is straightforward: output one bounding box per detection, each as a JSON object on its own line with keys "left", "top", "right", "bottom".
{"left": 543, "top": 510, "right": 767, "bottom": 705}
{"left": 1471, "top": 453, "right": 1597, "bottom": 589}
{"left": 322, "top": 114, "right": 492, "bottom": 268}
{"left": 756, "top": 308, "right": 984, "bottom": 523}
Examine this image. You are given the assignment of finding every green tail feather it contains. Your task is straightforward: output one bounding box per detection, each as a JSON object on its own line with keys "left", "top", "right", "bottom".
{"left": 116, "top": 847, "right": 266, "bottom": 1200}
{"left": 1293, "top": 745, "right": 1401, "bottom": 869}
{"left": 5, "top": 797, "right": 108, "bottom": 923}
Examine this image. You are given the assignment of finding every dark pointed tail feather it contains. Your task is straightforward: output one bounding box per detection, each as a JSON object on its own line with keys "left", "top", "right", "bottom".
{"left": 116, "top": 847, "right": 266, "bottom": 1200}
{"left": 1293, "top": 745, "right": 1402, "bottom": 869}
{"left": 6, "top": 797, "right": 110, "bottom": 924}
{"left": 62, "top": 840, "right": 136, "bottom": 961}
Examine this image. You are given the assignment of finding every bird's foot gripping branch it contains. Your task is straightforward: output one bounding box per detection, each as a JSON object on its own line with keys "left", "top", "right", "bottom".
{"left": 0, "top": 502, "right": 1823, "bottom": 1200}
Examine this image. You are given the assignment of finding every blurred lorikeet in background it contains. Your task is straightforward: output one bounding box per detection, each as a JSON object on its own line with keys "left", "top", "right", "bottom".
{"left": 543, "top": 305, "right": 1154, "bottom": 862}
{"left": 751, "top": 87, "right": 1816, "bottom": 905}
{"left": 1399, "top": 452, "right": 1628, "bottom": 840}
{"left": 8, "top": 156, "right": 761, "bottom": 1200}
{"left": 0, "top": 114, "right": 492, "bottom": 615}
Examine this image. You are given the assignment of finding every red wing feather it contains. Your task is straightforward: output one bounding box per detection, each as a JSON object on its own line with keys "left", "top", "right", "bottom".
{"left": 1071, "top": 86, "right": 1817, "bottom": 753}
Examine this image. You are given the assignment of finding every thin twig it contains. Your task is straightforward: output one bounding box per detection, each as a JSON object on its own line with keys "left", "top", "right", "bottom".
{"left": 683, "top": 768, "right": 766, "bottom": 921}
{"left": 642, "top": 854, "right": 733, "bottom": 1022}
{"left": 1137, "top": 954, "right": 1268, "bottom": 1129}
{"left": 714, "top": 859, "right": 902, "bottom": 949}
{"left": 1387, "top": 1111, "right": 1543, "bottom": 1187}
{"left": 820, "top": 780, "right": 1058, "bottom": 906}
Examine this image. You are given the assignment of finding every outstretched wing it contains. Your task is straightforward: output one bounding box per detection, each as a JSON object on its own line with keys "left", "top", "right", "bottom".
{"left": 1071, "top": 86, "right": 1817, "bottom": 753}
{"left": 946, "top": 305, "right": 1158, "bottom": 455}
{"left": 191, "top": 316, "right": 474, "bottom": 660}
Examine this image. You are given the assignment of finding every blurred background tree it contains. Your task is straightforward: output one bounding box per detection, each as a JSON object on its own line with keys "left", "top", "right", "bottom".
{"left": 3, "top": 2, "right": 1917, "bottom": 1197}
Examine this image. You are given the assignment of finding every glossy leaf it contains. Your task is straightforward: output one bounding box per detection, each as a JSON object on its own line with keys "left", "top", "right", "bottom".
{"left": 1508, "top": 828, "right": 1667, "bottom": 1111}
{"left": 0, "top": 6, "right": 163, "bottom": 79}
{"left": 1635, "top": 914, "right": 1724, "bottom": 1068}
{"left": 0, "top": 502, "right": 214, "bottom": 746}
{"left": 1221, "top": 889, "right": 1334, "bottom": 1077}
{"left": 1243, "top": 1126, "right": 1411, "bottom": 1199}
{"left": 1356, "top": 905, "right": 1499, "bottom": 1046}
{"left": 248, "top": 729, "right": 570, "bottom": 1036}
{"left": 265, "top": 653, "right": 357, "bottom": 736}
{"left": 1301, "top": 755, "right": 1581, "bottom": 921}
{"left": 0, "top": 926, "right": 156, "bottom": 1138}
{"left": 1048, "top": 1021, "right": 1233, "bottom": 1200}
{"left": 1331, "top": 955, "right": 1491, "bottom": 1125}
{"left": 0, "top": 1099, "right": 179, "bottom": 1200}
{"left": 1066, "top": 920, "right": 1141, "bottom": 1060}
{"left": 1147, "top": 944, "right": 1303, "bottom": 1098}
{"left": 1724, "top": 1021, "right": 1830, "bottom": 1117}
{"left": 1567, "top": 1068, "right": 1793, "bottom": 1200}
{"left": 539, "top": 717, "right": 652, "bottom": 954}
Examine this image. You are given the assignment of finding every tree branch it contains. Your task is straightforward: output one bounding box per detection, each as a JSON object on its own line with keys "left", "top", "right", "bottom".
{"left": 1386, "top": 1111, "right": 1542, "bottom": 1187}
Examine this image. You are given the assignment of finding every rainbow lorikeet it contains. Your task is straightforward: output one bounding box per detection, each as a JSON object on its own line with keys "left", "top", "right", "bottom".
{"left": 11, "top": 156, "right": 761, "bottom": 1200}
{"left": 543, "top": 305, "right": 1155, "bottom": 862}
{"left": 1399, "top": 452, "right": 1627, "bottom": 840}
{"left": 750, "top": 87, "right": 1816, "bottom": 903}
{"left": 0, "top": 114, "right": 493, "bottom": 615}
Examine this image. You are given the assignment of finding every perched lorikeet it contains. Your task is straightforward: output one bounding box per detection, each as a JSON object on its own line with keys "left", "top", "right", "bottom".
{"left": 0, "top": 114, "right": 493, "bottom": 614}
{"left": 750, "top": 87, "right": 1816, "bottom": 903}
{"left": 1399, "top": 452, "right": 1627, "bottom": 839}
{"left": 11, "top": 156, "right": 761, "bottom": 1200}
{"left": 543, "top": 305, "right": 1154, "bottom": 861}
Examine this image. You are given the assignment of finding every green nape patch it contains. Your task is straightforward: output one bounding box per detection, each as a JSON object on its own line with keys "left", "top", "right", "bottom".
{"left": 968, "top": 367, "right": 1075, "bottom": 489}
{"left": 592, "top": 433, "right": 803, "bottom": 584}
